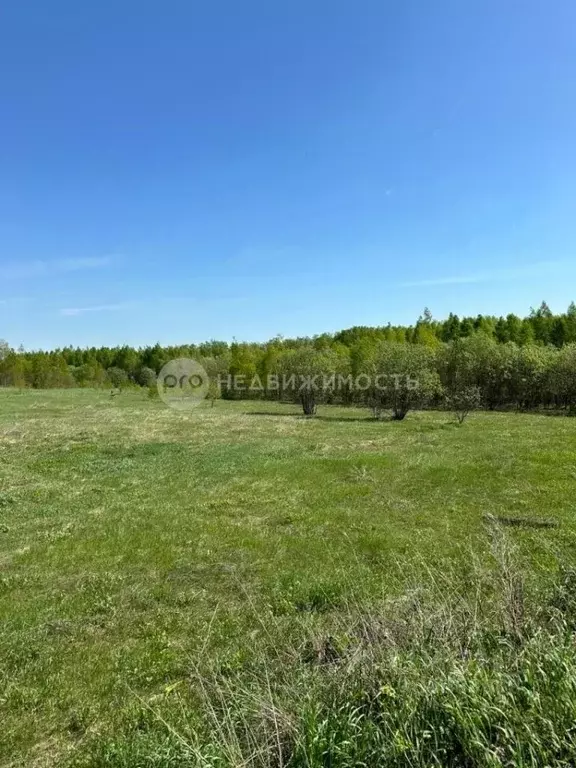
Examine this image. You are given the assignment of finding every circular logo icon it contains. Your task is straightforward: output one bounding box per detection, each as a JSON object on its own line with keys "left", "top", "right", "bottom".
{"left": 157, "top": 358, "right": 209, "bottom": 410}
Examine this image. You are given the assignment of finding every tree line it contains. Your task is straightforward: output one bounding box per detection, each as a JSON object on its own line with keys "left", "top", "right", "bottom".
{"left": 2, "top": 302, "right": 576, "bottom": 418}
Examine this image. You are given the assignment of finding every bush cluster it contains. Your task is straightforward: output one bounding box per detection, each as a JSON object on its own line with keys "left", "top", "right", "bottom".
{"left": 3, "top": 303, "right": 576, "bottom": 419}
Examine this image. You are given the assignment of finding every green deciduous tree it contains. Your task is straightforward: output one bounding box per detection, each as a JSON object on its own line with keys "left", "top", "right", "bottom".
{"left": 278, "top": 346, "right": 348, "bottom": 416}
{"left": 368, "top": 342, "right": 441, "bottom": 420}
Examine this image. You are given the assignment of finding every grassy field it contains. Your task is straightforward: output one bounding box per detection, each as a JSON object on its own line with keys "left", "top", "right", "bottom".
{"left": 2, "top": 389, "right": 576, "bottom": 766}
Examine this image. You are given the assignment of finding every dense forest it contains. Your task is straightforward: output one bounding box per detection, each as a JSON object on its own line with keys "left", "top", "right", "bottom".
{"left": 2, "top": 301, "right": 576, "bottom": 415}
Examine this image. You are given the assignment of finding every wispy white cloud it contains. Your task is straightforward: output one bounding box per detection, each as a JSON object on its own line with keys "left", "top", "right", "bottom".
{"left": 0, "top": 296, "right": 34, "bottom": 307}
{"left": 60, "top": 302, "right": 131, "bottom": 317}
{"left": 399, "top": 260, "right": 565, "bottom": 288}
{"left": 400, "top": 274, "right": 488, "bottom": 287}
{"left": 0, "top": 256, "right": 112, "bottom": 280}
{"left": 0, "top": 261, "right": 48, "bottom": 280}
{"left": 57, "top": 256, "right": 111, "bottom": 272}
{"left": 226, "top": 245, "right": 302, "bottom": 267}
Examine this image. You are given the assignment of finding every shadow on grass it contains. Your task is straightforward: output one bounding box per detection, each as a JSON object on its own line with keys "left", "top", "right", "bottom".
{"left": 484, "top": 513, "right": 560, "bottom": 529}
{"left": 317, "top": 415, "right": 379, "bottom": 423}
{"left": 243, "top": 410, "right": 379, "bottom": 423}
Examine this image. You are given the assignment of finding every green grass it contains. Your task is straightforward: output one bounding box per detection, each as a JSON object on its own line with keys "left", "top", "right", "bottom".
{"left": 1, "top": 388, "right": 576, "bottom": 766}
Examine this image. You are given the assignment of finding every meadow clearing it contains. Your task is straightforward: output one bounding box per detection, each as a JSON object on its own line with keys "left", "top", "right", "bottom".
{"left": 1, "top": 388, "right": 576, "bottom": 766}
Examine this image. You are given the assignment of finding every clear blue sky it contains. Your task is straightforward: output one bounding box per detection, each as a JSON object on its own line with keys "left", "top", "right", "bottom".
{"left": 1, "top": 0, "right": 575, "bottom": 350}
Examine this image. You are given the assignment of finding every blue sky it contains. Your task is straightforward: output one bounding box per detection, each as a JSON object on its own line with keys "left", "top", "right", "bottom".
{"left": 1, "top": 0, "right": 575, "bottom": 350}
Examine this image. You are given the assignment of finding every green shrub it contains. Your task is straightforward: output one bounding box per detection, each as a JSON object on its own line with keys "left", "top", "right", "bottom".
{"left": 446, "top": 385, "right": 481, "bottom": 424}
